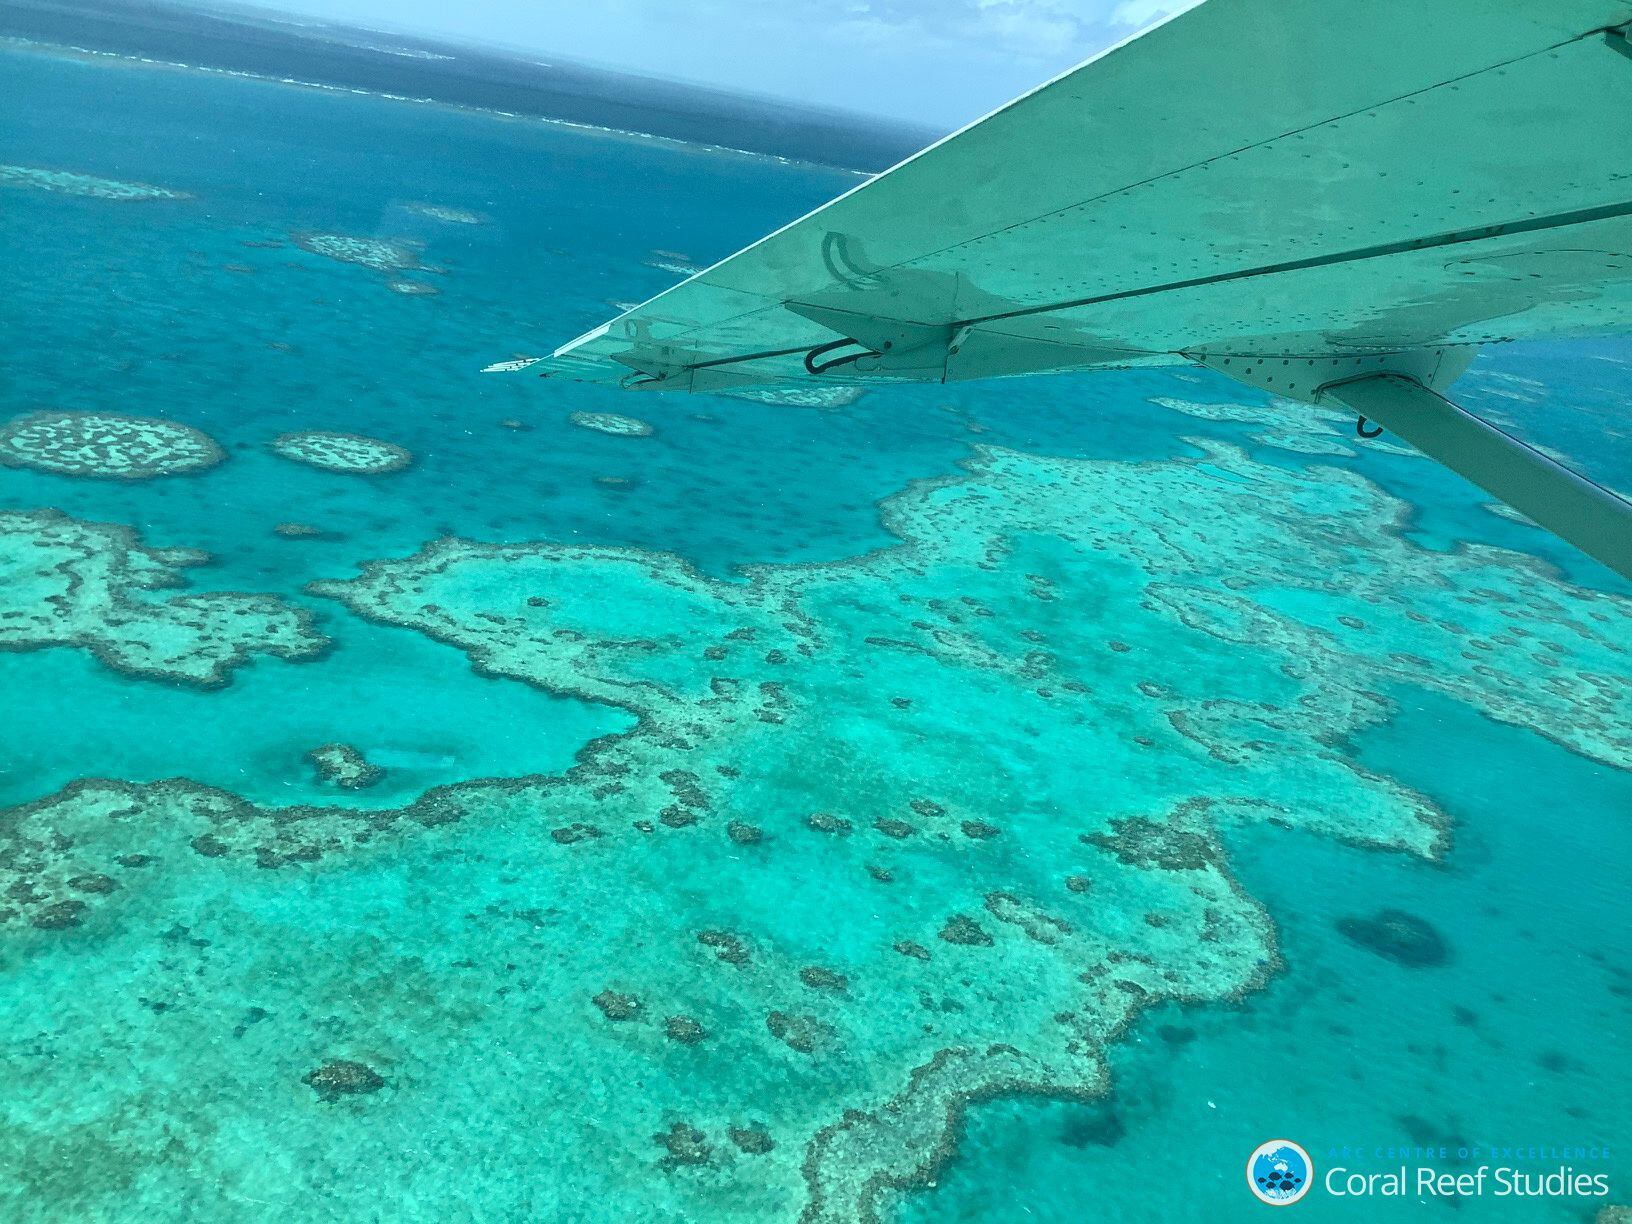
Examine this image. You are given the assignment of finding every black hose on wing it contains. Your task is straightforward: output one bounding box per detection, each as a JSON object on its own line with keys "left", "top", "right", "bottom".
{"left": 804, "top": 337, "right": 879, "bottom": 375}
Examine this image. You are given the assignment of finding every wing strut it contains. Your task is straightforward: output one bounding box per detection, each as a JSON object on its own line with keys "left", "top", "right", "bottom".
{"left": 1316, "top": 374, "right": 1632, "bottom": 581}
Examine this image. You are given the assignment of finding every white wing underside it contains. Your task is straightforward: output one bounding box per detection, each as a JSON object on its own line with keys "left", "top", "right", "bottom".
{"left": 524, "top": 0, "right": 1632, "bottom": 398}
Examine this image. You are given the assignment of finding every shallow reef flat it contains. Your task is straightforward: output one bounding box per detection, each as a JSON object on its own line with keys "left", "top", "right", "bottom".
{"left": 569, "top": 410, "right": 657, "bottom": 437}
{"left": 1151, "top": 393, "right": 1419, "bottom": 458}
{"left": 405, "top": 202, "right": 486, "bottom": 225}
{"left": 2, "top": 440, "right": 1626, "bottom": 1221}
{"left": 0, "top": 410, "right": 224, "bottom": 479}
{"left": 0, "top": 163, "right": 191, "bottom": 202}
{"left": 269, "top": 430, "right": 414, "bottom": 475}
{"left": 386, "top": 278, "right": 439, "bottom": 297}
{"left": 0, "top": 508, "right": 325, "bottom": 688}
{"left": 725, "top": 385, "right": 869, "bottom": 409}
{"left": 290, "top": 232, "right": 422, "bottom": 273}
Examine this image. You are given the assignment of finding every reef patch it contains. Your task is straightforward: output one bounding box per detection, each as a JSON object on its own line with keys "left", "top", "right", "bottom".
{"left": 406, "top": 202, "right": 485, "bottom": 225}
{"left": 305, "top": 743, "right": 384, "bottom": 791}
{"left": 0, "top": 410, "right": 223, "bottom": 479}
{"left": 0, "top": 164, "right": 190, "bottom": 201}
{"left": 304, "top": 1060, "right": 386, "bottom": 1102}
{"left": 1151, "top": 394, "right": 1417, "bottom": 459}
{"left": 569, "top": 411, "right": 654, "bottom": 438}
{"left": 273, "top": 522, "right": 337, "bottom": 541}
{"left": 724, "top": 385, "right": 867, "bottom": 409}
{"left": 270, "top": 431, "right": 413, "bottom": 475}
{"left": 646, "top": 254, "right": 704, "bottom": 276}
{"left": 0, "top": 509, "right": 325, "bottom": 687}
{"left": 1335, "top": 908, "right": 1451, "bottom": 968}
{"left": 292, "top": 232, "right": 420, "bottom": 273}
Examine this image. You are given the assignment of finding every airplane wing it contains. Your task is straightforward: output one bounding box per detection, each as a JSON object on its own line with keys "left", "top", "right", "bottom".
{"left": 505, "top": 0, "right": 1632, "bottom": 579}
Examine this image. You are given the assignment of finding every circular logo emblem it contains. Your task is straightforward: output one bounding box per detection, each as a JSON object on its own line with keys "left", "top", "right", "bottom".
{"left": 1247, "top": 1140, "right": 1313, "bottom": 1206}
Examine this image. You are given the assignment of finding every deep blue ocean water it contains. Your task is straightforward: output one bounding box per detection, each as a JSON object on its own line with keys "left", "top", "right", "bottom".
{"left": 1, "top": 31, "right": 1628, "bottom": 1223}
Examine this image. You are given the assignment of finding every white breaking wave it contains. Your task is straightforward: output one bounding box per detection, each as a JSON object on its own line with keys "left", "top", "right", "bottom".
{"left": 0, "top": 36, "right": 867, "bottom": 173}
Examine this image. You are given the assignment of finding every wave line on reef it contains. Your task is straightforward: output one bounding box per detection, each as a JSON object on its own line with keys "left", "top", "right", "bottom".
{"left": 0, "top": 37, "right": 870, "bottom": 175}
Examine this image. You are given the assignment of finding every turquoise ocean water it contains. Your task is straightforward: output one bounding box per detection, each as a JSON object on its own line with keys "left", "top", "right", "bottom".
{"left": 1, "top": 34, "right": 1629, "bottom": 1223}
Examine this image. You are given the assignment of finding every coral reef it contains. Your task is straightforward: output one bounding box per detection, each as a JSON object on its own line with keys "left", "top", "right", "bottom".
{"left": 938, "top": 914, "right": 994, "bottom": 947}
{"left": 730, "top": 1125, "right": 776, "bottom": 1155}
{"left": 0, "top": 410, "right": 223, "bottom": 479}
{"left": 1335, "top": 908, "right": 1451, "bottom": 967}
{"left": 594, "top": 989, "right": 642, "bottom": 1021}
{"left": 303, "top": 1060, "right": 386, "bottom": 1102}
{"left": 305, "top": 743, "right": 384, "bottom": 791}
{"left": 725, "top": 386, "right": 867, "bottom": 409}
{"left": 0, "top": 510, "right": 325, "bottom": 687}
{"left": 655, "top": 1122, "right": 712, "bottom": 1169}
{"left": 273, "top": 522, "right": 334, "bottom": 540}
{"left": 407, "top": 203, "right": 485, "bottom": 225}
{"left": 2, "top": 437, "right": 1627, "bottom": 1222}
{"left": 765, "top": 1010, "right": 830, "bottom": 1055}
{"left": 646, "top": 254, "right": 704, "bottom": 276}
{"left": 292, "top": 233, "right": 419, "bottom": 272}
{"left": 665, "top": 1015, "right": 706, "bottom": 1044}
{"left": 0, "top": 164, "right": 190, "bottom": 201}
{"left": 798, "top": 966, "right": 847, "bottom": 993}
{"left": 569, "top": 411, "right": 655, "bottom": 438}
{"left": 1151, "top": 394, "right": 1417, "bottom": 458}
{"left": 270, "top": 431, "right": 413, "bottom": 475}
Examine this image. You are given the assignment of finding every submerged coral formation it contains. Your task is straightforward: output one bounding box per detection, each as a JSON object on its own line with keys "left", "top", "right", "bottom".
{"left": 569, "top": 411, "right": 655, "bottom": 438}
{"left": 273, "top": 521, "right": 330, "bottom": 540}
{"left": 1151, "top": 394, "right": 1417, "bottom": 458}
{"left": 305, "top": 743, "right": 384, "bottom": 791}
{"left": 292, "top": 233, "right": 420, "bottom": 272}
{"left": 725, "top": 385, "right": 867, "bottom": 409}
{"left": 0, "top": 410, "right": 223, "bottom": 479}
{"left": 0, "top": 509, "right": 325, "bottom": 687}
{"left": 407, "top": 202, "right": 485, "bottom": 225}
{"left": 1335, "top": 908, "right": 1450, "bottom": 967}
{"left": 304, "top": 1059, "right": 386, "bottom": 1102}
{"left": 646, "top": 252, "right": 704, "bottom": 275}
{"left": 270, "top": 430, "right": 413, "bottom": 474}
{"left": 0, "top": 164, "right": 190, "bottom": 201}
{"left": 3, "top": 435, "right": 1625, "bottom": 1221}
